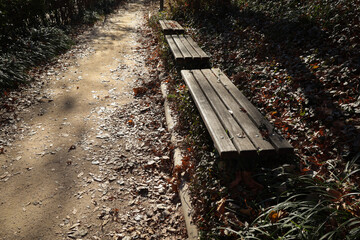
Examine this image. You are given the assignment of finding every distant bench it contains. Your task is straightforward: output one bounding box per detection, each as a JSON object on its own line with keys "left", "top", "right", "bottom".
{"left": 181, "top": 68, "right": 293, "bottom": 163}
{"left": 159, "top": 20, "right": 210, "bottom": 68}
{"left": 159, "top": 20, "right": 185, "bottom": 34}
{"left": 165, "top": 35, "right": 210, "bottom": 68}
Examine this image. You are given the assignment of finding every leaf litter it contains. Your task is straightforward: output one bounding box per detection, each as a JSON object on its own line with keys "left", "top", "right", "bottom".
{"left": 150, "top": 1, "right": 360, "bottom": 238}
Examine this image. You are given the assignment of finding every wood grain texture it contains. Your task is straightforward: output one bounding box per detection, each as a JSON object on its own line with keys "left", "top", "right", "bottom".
{"left": 184, "top": 36, "right": 208, "bottom": 59}
{"left": 172, "top": 20, "right": 184, "bottom": 30}
{"left": 181, "top": 70, "right": 238, "bottom": 159}
{"left": 179, "top": 35, "right": 200, "bottom": 58}
{"left": 201, "top": 69, "right": 275, "bottom": 156}
{"left": 165, "top": 35, "right": 209, "bottom": 67}
{"left": 165, "top": 35, "right": 183, "bottom": 59}
{"left": 191, "top": 70, "right": 258, "bottom": 158}
{"left": 172, "top": 35, "right": 192, "bottom": 59}
{"left": 159, "top": 20, "right": 167, "bottom": 30}
{"left": 211, "top": 68, "right": 293, "bottom": 154}
{"left": 159, "top": 20, "right": 185, "bottom": 35}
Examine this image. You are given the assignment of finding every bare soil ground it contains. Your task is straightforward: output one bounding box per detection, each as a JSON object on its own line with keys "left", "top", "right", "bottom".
{"left": 0, "top": 0, "right": 186, "bottom": 239}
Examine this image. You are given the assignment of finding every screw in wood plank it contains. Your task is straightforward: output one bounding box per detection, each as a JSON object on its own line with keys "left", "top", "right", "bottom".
{"left": 237, "top": 132, "right": 245, "bottom": 138}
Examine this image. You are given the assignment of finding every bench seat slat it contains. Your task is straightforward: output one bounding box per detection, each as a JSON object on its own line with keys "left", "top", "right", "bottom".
{"left": 172, "top": 20, "right": 184, "bottom": 30}
{"left": 165, "top": 21, "right": 172, "bottom": 30}
{"left": 191, "top": 70, "right": 258, "bottom": 158}
{"left": 159, "top": 20, "right": 168, "bottom": 31}
{"left": 211, "top": 68, "right": 293, "bottom": 154}
{"left": 159, "top": 20, "right": 185, "bottom": 34}
{"left": 181, "top": 70, "right": 238, "bottom": 159}
{"left": 165, "top": 35, "right": 210, "bottom": 68}
{"left": 184, "top": 36, "right": 208, "bottom": 59}
{"left": 172, "top": 35, "right": 192, "bottom": 59}
{"left": 179, "top": 35, "right": 200, "bottom": 58}
{"left": 165, "top": 35, "right": 183, "bottom": 60}
{"left": 201, "top": 69, "right": 275, "bottom": 156}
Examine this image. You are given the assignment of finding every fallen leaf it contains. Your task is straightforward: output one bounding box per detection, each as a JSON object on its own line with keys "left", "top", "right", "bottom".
{"left": 328, "top": 189, "right": 342, "bottom": 201}
{"left": 128, "top": 119, "right": 134, "bottom": 126}
{"left": 133, "top": 87, "right": 147, "bottom": 97}
{"left": 216, "top": 197, "right": 226, "bottom": 217}
{"left": 269, "top": 210, "right": 286, "bottom": 223}
{"left": 68, "top": 145, "right": 76, "bottom": 152}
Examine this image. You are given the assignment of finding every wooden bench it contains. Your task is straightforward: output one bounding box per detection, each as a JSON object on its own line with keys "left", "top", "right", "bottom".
{"left": 159, "top": 20, "right": 185, "bottom": 34}
{"left": 165, "top": 35, "right": 210, "bottom": 68}
{"left": 181, "top": 68, "right": 293, "bottom": 162}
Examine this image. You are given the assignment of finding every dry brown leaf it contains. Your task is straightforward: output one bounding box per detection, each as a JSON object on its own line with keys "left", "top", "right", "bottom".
{"left": 269, "top": 210, "right": 287, "bottom": 223}
{"left": 133, "top": 87, "right": 147, "bottom": 96}
{"left": 216, "top": 197, "right": 226, "bottom": 217}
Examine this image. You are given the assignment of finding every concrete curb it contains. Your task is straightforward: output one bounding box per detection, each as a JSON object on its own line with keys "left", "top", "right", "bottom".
{"left": 161, "top": 83, "right": 199, "bottom": 240}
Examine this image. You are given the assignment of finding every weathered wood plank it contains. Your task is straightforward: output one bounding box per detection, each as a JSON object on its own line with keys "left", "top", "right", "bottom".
{"left": 184, "top": 36, "right": 208, "bottom": 59}
{"left": 171, "top": 20, "right": 184, "bottom": 30}
{"left": 181, "top": 70, "right": 238, "bottom": 159}
{"left": 168, "top": 20, "right": 183, "bottom": 30}
{"left": 211, "top": 68, "right": 294, "bottom": 154}
{"left": 201, "top": 69, "right": 275, "bottom": 156}
{"left": 159, "top": 20, "right": 185, "bottom": 35}
{"left": 159, "top": 20, "right": 168, "bottom": 31}
{"left": 164, "top": 20, "right": 173, "bottom": 29}
{"left": 179, "top": 35, "right": 200, "bottom": 58}
{"left": 165, "top": 35, "right": 183, "bottom": 60}
{"left": 192, "top": 70, "right": 258, "bottom": 157}
{"left": 172, "top": 35, "right": 192, "bottom": 59}
{"left": 165, "top": 35, "right": 209, "bottom": 67}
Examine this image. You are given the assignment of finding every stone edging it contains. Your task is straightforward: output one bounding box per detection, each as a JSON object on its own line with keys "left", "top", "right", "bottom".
{"left": 161, "top": 83, "right": 199, "bottom": 240}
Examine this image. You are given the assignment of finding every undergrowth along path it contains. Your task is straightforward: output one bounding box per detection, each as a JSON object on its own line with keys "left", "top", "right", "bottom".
{"left": 0, "top": 0, "right": 186, "bottom": 239}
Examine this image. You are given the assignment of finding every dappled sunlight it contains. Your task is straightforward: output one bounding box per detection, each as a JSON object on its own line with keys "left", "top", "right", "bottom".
{"left": 0, "top": 1, "right": 141, "bottom": 238}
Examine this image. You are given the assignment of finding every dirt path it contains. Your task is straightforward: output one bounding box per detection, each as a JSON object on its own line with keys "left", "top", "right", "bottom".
{"left": 0, "top": 1, "right": 186, "bottom": 239}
